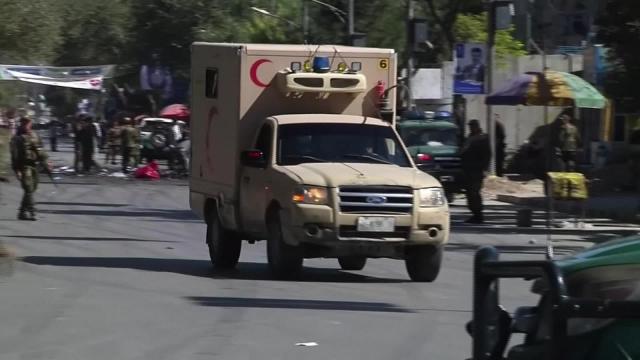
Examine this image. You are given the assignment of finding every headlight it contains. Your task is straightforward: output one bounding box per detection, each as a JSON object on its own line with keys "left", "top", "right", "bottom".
{"left": 292, "top": 186, "right": 328, "bottom": 205}
{"left": 418, "top": 187, "right": 446, "bottom": 207}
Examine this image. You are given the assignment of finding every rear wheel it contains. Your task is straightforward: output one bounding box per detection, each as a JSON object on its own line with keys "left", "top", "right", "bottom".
{"left": 337, "top": 256, "right": 367, "bottom": 271}
{"left": 405, "top": 245, "right": 443, "bottom": 282}
{"left": 206, "top": 213, "right": 241, "bottom": 269}
{"left": 267, "top": 210, "right": 303, "bottom": 278}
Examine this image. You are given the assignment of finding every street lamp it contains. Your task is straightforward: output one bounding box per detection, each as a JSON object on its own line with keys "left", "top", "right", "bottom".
{"left": 310, "top": 0, "right": 346, "bottom": 23}
{"left": 250, "top": 6, "right": 303, "bottom": 29}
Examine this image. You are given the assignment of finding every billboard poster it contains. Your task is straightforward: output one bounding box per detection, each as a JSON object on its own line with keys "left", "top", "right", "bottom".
{"left": 454, "top": 43, "right": 486, "bottom": 94}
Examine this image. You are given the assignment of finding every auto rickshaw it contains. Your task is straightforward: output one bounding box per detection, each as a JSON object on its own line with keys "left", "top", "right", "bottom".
{"left": 469, "top": 235, "right": 640, "bottom": 360}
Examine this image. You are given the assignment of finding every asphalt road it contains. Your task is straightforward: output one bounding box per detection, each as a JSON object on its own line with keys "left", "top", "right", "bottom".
{"left": 0, "top": 141, "right": 622, "bottom": 360}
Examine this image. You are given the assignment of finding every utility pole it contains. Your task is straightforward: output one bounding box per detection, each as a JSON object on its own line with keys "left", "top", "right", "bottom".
{"left": 302, "top": 0, "right": 309, "bottom": 43}
{"left": 406, "top": 0, "right": 414, "bottom": 110}
{"left": 486, "top": 1, "right": 497, "bottom": 176}
{"left": 348, "top": 0, "right": 354, "bottom": 41}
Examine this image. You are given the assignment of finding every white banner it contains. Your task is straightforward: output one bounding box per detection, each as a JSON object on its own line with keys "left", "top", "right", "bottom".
{"left": 0, "top": 64, "right": 114, "bottom": 81}
{"left": 6, "top": 70, "right": 103, "bottom": 91}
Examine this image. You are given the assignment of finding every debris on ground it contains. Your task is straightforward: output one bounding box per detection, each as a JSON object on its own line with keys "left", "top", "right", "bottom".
{"left": 295, "top": 342, "right": 318, "bottom": 347}
{"left": 482, "top": 176, "right": 544, "bottom": 198}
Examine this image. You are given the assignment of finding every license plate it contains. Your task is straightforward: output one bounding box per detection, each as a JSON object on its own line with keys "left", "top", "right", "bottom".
{"left": 440, "top": 175, "right": 455, "bottom": 182}
{"left": 357, "top": 217, "right": 395, "bottom": 232}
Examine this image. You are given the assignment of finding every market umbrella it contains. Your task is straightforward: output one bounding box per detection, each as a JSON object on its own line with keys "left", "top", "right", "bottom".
{"left": 159, "top": 104, "right": 190, "bottom": 121}
{"left": 486, "top": 70, "right": 606, "bottom": 109}
{"left": 485, "top": 70, "right": 607, "bottom": 256}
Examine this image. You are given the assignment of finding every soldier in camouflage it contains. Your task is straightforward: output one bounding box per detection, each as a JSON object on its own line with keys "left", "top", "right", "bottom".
{"left": 10, "top": 117, "right": 49, "bottom": 221}
{"left": 120, "top": 117, "right": 140, "bottom": 173}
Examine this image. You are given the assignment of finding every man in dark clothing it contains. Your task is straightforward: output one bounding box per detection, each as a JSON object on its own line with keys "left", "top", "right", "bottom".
{"left": 495, "top": 115, "right": 506, "bottom": 177}
{"left": 78, "top": 117, "right": 96, "bottom": 173}
{"left": 460, "top": 119, "right": 492, "bottom": 224}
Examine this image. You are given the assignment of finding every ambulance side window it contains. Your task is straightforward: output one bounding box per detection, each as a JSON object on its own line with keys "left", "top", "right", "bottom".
{"left": 255, "top": 124, "right": 273, "bottom": 163}
{"left": 205, "top": 68, "right": 218, "bottom": 99}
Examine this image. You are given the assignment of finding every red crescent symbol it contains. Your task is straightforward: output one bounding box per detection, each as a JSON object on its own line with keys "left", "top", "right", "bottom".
{"left": 250, "top": 59, "right": 272, "bottom": 87}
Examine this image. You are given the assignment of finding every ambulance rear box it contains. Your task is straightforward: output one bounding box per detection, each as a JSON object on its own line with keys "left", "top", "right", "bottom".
{"left": 189, "top": 43, "right": 449, "bottom": 281}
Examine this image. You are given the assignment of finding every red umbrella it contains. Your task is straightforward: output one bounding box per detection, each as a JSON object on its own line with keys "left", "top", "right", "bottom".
{"left": 159, "top": 104, "right": 190, "bottom": 121}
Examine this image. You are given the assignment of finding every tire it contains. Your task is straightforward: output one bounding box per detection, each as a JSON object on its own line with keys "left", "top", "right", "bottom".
{"left": 405, "top": 245, "right": 443, "bottom": 282}
{"left": 206, "top": 213, "right": 241, "bottom": 270}
{"left": 267, "top": 210, "right": 303, "bottom": 278}
{"left": 337, "top": 256, "right": 367, "bottom": 271}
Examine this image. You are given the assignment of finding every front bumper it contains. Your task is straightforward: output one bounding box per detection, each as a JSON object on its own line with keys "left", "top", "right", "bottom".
{"left": 280, "top": 201, "right": 450, "bottom": 253}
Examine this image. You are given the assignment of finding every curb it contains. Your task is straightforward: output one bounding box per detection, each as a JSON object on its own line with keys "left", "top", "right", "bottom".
{"left": 496, "top": 194, "right": 640, "bottom": 224}
{"left": 452, "top": 223, "right": 640, "bottom": 236}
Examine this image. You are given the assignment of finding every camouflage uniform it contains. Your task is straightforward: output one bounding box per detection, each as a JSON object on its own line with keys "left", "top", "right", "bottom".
{"left": 557, "top": 123, "right": 581, "bottom": 172}
{"left": 121, "top": 123, "right": 140, "bottom": 172}
{"left": 10, "top": 130, "right": 47, "bottom": 220}
{"left": 105, "top": 124, "right": 121, "bottom": 165}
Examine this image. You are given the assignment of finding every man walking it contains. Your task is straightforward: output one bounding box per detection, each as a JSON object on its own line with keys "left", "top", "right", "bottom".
{"left": 49, "top": 120, "right": 58, "bottom": 152}
{"left": 10, "top": 117, "right": 49, "bottom": 221}
{"left": 460, "top": 119, "right": 492, "bottom": 224}
{"left": 78, "top": 116, "right": 96, "bottom": 173}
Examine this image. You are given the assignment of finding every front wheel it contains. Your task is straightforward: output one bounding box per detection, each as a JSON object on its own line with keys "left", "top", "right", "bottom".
{"left": 206, "top": 214, "right": 241, "bottom": 269}
{"left": 338, "top": 256, "right": 367, "bottom": 271}
{"left": 267, "top": 210, "right": 303, "bottom": 278}
{"left": 405, "top": 245, "right": 443, "bottom": 282}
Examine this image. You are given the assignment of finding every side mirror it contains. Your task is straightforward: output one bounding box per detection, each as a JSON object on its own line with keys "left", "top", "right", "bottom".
{"left": 241, "top": 149, "right": 267, "bottom": 168}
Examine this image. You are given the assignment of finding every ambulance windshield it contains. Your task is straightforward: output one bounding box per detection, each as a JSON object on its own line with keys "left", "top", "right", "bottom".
{"left": 277, "top": 123, "right": 411, "bottom": 167}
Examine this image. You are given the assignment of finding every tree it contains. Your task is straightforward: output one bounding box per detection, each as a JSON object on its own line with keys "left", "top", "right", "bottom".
{"left": 455, "top": 13, "right": 527, "bottom": 65}
{"left": 0, "top": 0, "right": 63, "bottom": 64}
{"left": 54, "top": 0, "right": 133, "bottom": 66}
{"left": 421, "top": 0, "right": 484, "bottom": 61}
{"left": 596, "top": 0, "right": 640, "bottom": 111}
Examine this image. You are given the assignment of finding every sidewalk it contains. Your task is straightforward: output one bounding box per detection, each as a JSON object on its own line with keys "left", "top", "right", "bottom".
{"left": 484, "top": 176, "right": 640, "bottom": 224}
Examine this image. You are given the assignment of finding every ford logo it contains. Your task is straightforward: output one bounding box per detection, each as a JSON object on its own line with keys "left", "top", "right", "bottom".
{"left": 366, "top": 195, "right": 387, "bottom": 204}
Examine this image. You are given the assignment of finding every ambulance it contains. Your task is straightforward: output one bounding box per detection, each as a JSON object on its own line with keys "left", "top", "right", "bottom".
{"left": 189, "top": 43, "right": 449, "bottom": 281}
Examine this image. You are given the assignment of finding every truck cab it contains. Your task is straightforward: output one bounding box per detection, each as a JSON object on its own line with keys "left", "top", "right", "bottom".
{"left": 397, "top": 111, "right": 463, "bottom": 202}
{"left": 189, "top": 43, "right": 450, "bottom": 281}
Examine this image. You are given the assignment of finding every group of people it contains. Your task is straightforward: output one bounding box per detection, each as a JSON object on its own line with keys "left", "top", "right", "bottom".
{"left": 71, "top": 114, "right": 141, "bottom": 174}
{"left": 459, "top": 109, "right": 581, "bottom": 224}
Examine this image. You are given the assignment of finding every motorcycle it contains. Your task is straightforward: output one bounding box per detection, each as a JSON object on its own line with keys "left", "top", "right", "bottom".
{"left": 469, "top": 235, "right": 640, "bottom": 360}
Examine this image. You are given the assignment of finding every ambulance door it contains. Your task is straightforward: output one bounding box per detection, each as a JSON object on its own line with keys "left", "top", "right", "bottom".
{"left": 239, "top": 122, "right": 273, "bottom": 234}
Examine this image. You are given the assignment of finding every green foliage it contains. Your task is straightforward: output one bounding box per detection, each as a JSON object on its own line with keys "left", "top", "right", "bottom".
{"left": 0, "top": 0, "right": 63, "bottom": 64}
{"left": 596, "top": 0, "right": 640, "bottom": 111}
{"left": 455, "top": 13, "right": 527, "bottom": 65}
{"left": 0, "top": 0, "right": 525, "bottom": 110}
{"left": 55, "top": 0, "right": 133, "bottom": 66}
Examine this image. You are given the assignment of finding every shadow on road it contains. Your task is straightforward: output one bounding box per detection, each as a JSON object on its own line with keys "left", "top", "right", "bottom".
{"left": 37, "top": 201, "right": 129, "bottom": 207}
{"left": 37, "top": 208, "right": 197, "bottom": 220}
{"left": 185, "top": 296, "right": 414, "bottom": 313}
{"left": 446, "top": 242, "right": 587, "bottom": 256}
{"left": 21, "top": 256, "right": 214, "bottom": 278}
{"left": 20, "top": 256, "right": 408, "bottom": 283}
{"left": 3, "top": 235, "right": 176, "bottom": 243}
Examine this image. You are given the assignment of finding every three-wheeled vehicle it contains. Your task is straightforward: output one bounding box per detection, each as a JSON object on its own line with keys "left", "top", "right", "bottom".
{"left": 470, "top": 236, "right": 640, "bottom": 360}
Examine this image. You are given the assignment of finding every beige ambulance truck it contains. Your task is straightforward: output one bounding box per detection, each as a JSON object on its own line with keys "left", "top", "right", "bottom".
{"left": 189, "top": 43, "right": 449, "bottom": 281}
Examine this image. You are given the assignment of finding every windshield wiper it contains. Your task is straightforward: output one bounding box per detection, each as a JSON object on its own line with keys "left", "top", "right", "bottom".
{"left": 283, "top": 155, "right": 328, "bottom": 164}
{"left": 342, "top": 153, "right": 394, "bottom": 165}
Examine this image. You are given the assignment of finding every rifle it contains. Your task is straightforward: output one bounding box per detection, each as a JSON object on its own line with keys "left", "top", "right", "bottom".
{"left": 40, "top": 162, "right": 58, "bottom": 188}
